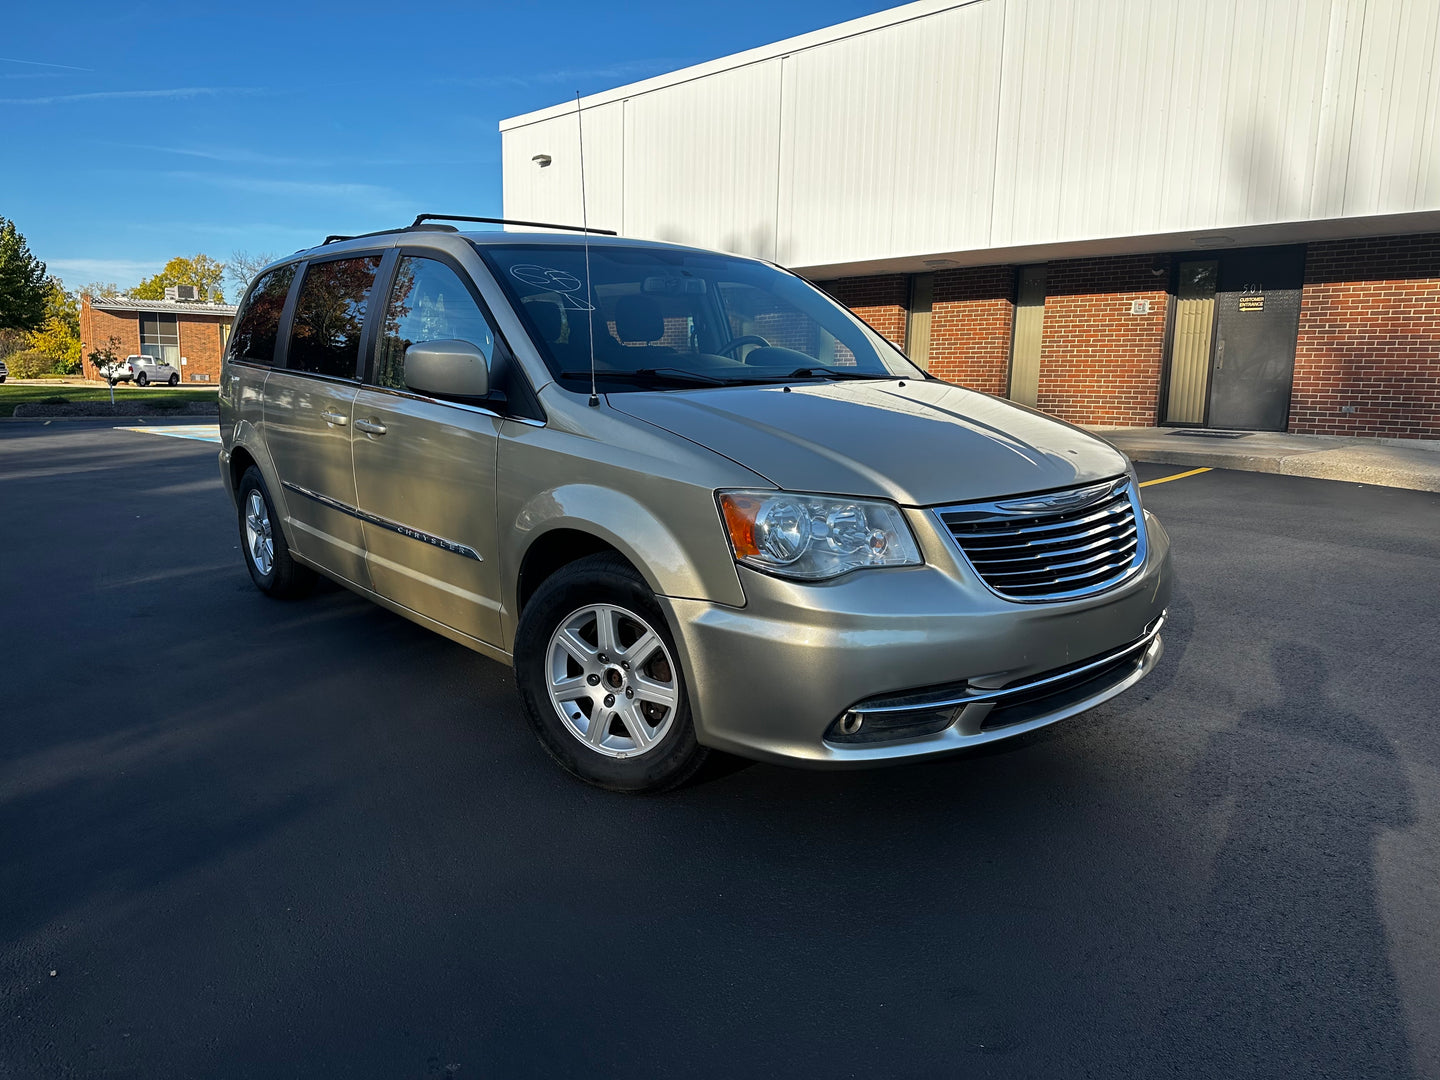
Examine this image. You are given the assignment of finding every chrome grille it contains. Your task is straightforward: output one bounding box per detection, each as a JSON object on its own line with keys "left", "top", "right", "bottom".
{"left": 935, "top": 477, "right": 1145, "bottom": 601}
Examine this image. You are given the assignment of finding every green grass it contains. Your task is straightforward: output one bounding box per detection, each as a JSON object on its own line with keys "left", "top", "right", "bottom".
{"left": 0, "top": 382, "right": 218, "bottom": 418}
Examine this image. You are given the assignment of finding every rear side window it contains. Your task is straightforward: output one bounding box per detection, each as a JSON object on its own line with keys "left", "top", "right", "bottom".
{"left": 230, "top": 264, "right": 295, "bottom": 365}
{"left": 375, "top": 257, "right": 496, "bottom": 391}
{"left": 287, "top": 255, "right": 382, "bottom": 379}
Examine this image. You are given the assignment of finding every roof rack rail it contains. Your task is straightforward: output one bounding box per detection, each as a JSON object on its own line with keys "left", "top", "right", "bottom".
{"left": 412, "top": 213, "right": 618, "bottom": 236}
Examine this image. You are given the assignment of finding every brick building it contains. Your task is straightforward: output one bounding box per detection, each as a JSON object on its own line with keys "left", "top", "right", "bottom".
{"left": 500, "top": 0, "right": 1440, "bottom": 439}
{"left": 79, "top": 295, "right": 237, "bottom": 384}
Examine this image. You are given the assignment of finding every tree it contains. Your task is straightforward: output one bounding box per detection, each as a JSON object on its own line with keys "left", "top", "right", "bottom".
{"left": 28, "top": 277, "right": 81, "bottom": 373}
{"left": 228, "top": 250, "right": 277, "bottom": 299}
{"left": 80, "top": 281, "right": 120, "bottom": 300}
{"left": 0, "top": 216, "right": 49, "bottom": 333}
{"left": 132, "top": 254, "right": 226, "bottom": 303}
{"left": 87, "top": 334, "right": 124, "bottom": 403}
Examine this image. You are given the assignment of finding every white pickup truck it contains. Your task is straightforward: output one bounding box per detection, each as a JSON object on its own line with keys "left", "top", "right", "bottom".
{"left": 99, "top": 354, "right": 181, "bottom": 386}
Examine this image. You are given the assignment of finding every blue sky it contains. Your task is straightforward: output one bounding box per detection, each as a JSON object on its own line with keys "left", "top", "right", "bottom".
{"left": 2, "top": 1, "right": 888, "bottom": 297}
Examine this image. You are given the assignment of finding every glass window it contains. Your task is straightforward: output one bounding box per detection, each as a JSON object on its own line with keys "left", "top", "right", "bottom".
{"left": 479, "top": 243, "right": 917, "bottom": 392}
{"left": 376, "top": 257, "right": 496, "bottom": 391}
{"left": 230, "top": 264, "right": 295, "bottom": 365}
{"left": 287, "top": 256, "right": 382, "bottom": 379}
{"left": 140, "top": 313, "right": 180, "bottom": 366}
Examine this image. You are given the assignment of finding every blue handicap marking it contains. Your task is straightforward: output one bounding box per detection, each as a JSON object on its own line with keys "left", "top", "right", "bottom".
{"left": 115, "top": 424, "right": 223, "bottom": 445}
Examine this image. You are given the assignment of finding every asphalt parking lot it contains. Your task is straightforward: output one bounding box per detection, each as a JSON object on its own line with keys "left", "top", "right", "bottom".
{"left": 2, "top": 420, "right": 1438, "bottom": 1079}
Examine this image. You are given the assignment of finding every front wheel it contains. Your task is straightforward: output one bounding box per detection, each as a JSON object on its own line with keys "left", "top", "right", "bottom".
{"left": 168, "top": 373, "right": 179, "bottom": 386}
{"left": 135, "top": 372, "right": 149, "bottom": 387}
{"left": 514, "top": 553, "right": 708, "bottom": 793}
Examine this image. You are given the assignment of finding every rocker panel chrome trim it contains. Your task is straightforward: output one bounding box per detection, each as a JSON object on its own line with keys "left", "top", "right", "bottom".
{"left": 281, "top": 480, "right": 484, "bottom": 562}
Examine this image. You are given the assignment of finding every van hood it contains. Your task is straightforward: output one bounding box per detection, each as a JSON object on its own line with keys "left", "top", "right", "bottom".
{"left": 608, "top": 379, "right": 1132, "bottom": 507}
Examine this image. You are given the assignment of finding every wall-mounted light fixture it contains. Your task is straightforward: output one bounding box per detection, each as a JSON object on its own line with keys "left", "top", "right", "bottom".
{"left": 532, "top": 154, "right": 553, "bottom": 168}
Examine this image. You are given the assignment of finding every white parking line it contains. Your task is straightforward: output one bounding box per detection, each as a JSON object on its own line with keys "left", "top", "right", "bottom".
{"left": 115, "top": 424, "right": 222, "bottom": 445}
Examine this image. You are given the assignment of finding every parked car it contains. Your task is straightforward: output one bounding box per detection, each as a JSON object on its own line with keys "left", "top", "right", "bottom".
{"left": 219, "top": 219, "right": 1172, "bottom": 792}
{"left": 0, "top": 359, "right": 7, "bottom": 383}
{"left": 128, "top": 354, "right": 181, "bottom": 386}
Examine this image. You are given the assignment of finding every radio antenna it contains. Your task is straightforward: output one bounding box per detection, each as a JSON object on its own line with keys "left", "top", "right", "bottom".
{"left": 576, "top": 92, "right": 599, "bottom": 407}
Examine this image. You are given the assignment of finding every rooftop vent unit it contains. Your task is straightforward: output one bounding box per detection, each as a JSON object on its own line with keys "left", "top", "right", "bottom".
{"left": 173, "top": 284, "right": 200, "bottom": 302}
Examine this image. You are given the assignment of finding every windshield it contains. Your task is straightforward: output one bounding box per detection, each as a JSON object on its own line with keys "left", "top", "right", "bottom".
{"left": 478, "top": 242, "right": 921, "bottom": 391}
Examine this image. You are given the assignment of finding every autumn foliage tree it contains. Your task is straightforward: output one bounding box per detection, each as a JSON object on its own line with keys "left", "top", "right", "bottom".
{"left": 132, "top": 254, "right": 227, "bottom": 303}
{"left": 29, "top": 277, "right": 82, "bottom": 373}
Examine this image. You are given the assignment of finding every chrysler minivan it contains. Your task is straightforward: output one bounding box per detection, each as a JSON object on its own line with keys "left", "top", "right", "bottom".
{"left": 219, "top": 217, "right": 1172, "bottom": 792}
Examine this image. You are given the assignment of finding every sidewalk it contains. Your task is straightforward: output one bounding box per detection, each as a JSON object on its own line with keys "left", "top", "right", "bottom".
{"left": 1093, "top": 428, "right": 1440, "bottom": 494}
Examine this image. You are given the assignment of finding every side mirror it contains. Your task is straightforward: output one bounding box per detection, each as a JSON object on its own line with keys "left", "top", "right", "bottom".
{"left": 404, "top": 339, "right": 489, "bottom": 399}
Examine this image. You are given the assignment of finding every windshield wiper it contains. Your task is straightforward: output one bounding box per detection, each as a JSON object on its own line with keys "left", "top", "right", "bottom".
{"left": 559, "top": 368, "right": 727, "bottom": 388}
{"left": 781, "top": 366, "right": 896, "bottom": 381}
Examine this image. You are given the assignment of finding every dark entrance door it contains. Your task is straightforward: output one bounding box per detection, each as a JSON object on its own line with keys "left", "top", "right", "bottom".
{"left": 1206, "top": 246, "right": 1305, "bottom": 430}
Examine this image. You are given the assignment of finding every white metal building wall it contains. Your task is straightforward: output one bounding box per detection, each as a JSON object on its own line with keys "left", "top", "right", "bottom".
{"left": 500, "top": 0, "right": 1440, "bottom": 272}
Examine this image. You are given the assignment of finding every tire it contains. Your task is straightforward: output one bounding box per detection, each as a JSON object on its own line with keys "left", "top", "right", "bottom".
{"left": 135, "top": 372, "right": 149, "bottom": 387}
{"left": 236, "top": 466, "right": 314, "bottom": 599}
{"left": 168, "top": 374, "right": 179, "bottom": 386}
{"left": 515, "top": 552, "right": 708, "bottom": 793}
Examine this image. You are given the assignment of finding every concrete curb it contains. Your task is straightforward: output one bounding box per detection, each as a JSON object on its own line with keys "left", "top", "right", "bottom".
{"left": 1093, "top": 428, "right": 1440, "bottom": 494}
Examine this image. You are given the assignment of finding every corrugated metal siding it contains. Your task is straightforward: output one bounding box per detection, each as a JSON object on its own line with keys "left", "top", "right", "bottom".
{"left": 624, "top": 60, "right": 783, "bottom": 258}
{"left": 501, "top": 0, "right": 1440, "bottom": 265}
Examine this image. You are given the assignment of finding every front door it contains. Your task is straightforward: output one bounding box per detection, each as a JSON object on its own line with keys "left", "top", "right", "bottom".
{"left": 1164, "top": 246, "right": 1305, "bottom": 431}
{"left": 351, "top": 253, "right": 504, "bottom": 645}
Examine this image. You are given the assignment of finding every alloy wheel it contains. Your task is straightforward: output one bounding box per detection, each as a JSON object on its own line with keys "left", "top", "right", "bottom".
{"left": 244, "top": 490, "right": 274, "bottom": 576}
{"left": 545, "top": 604, "right": 679, "bottom": 758}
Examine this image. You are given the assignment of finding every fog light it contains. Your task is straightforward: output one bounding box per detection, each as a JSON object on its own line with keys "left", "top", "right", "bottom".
{"left": 837, "top": 711, "right": 864, "bottom": 736}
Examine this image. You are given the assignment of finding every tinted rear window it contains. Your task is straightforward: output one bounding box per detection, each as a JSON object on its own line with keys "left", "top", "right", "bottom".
{"left": 230, "top": 264, "right": 295, "bottom": 365}
{"left": 287, "top": 255, "right": 382, "bottom": 379}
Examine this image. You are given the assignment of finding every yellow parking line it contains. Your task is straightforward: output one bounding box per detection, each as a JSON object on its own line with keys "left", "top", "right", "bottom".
{"left": 1140, "top": 467, "right": 1212, "bottom": 488}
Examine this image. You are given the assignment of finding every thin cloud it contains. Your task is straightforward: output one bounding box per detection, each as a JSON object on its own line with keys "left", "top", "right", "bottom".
{"left": 0, "top": 56, "right": 92, "bottom": 71}
{"left": 441, "top": 58, "right": 694, "bottom": 90}
{"left": 47, "top": 258, "right": 164, "bottom": 285}
{"left": 0, "top": 86, "right": 259, "bottom": 106}
{"left": 166, "top": 171, "right": 414, "bottom": 213}
{"left": 100, "top": 141, "right": 494, "bottom": 169}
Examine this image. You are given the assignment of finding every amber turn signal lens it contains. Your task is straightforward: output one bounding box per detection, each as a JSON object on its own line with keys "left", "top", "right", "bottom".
{"left": 719, "top": 493, "right": 764, "bottom": 560}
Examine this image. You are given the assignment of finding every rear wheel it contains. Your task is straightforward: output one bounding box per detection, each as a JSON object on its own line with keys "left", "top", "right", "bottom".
{"left": 515, "top": 553, "right": 707, "bottom": 793}
{"left": 237, "top": 466, "right": 314, "bottom": 598}
{"left": 168, "top": 373, "right": 179, "bottom": 386}
{"left": 135, "top": 372, "right": 149, "bottom": 387}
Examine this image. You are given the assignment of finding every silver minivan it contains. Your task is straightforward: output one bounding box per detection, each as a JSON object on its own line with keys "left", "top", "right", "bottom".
{"left": 219, "top": 217, "right": 1172, "bottom": 792}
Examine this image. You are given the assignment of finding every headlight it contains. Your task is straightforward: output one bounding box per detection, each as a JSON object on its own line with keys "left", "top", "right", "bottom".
{"left": 718, "top": 490, "right": 922, "bottom": 581}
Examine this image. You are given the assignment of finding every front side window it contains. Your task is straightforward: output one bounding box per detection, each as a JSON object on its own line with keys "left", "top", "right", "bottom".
{"left": 287, "top": 255, "right": 382, "bottom": 379}
{"left": 376, "top": 257, "right": 496, "bottom": 391}
{"left": 478, "top": 243, "right": 919, "bottom": 392}
{"left": 230, "top": 264, "right": 295, "bottom": 365}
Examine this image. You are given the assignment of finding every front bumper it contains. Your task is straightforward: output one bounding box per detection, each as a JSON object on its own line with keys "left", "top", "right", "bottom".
{"left": 659, "top": 511, "right": 1172, "bottom": 767}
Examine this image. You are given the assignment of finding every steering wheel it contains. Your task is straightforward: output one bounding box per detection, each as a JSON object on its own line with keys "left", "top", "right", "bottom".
{"left": 716, "top": 335, "right": 771, "bottom": 356}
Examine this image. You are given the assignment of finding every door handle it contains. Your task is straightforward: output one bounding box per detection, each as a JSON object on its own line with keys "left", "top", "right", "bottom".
{"left": 1215, "top": 339, "right": 1225, "bottom": 372}
{"left": 321, "top": 410, "right": 348, "bottom": 426}
{"left": 354, "top": 418, "right": 388, "bottom": 436}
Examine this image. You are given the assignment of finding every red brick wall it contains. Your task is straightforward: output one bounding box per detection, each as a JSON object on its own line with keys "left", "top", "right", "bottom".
{"left": 1036, "top": 255, "right": 1169, "bottom": 427}
{"left": 928, "top": 265, "right": 1015, "bottom": 393}
{"left": 79, "top": 298, "right": 231, "bottom": 383}
{"left": 823, "top": 275, "right": 908, "bottom": 350}
{"left": 177, "top": 317, "right": 229, "bottom": 382}
{"left": 1290, "top": 234, "right": 1440, "bottom": 439}
{"left": 78, "top": 302, "right": 141, "bottom": 379}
